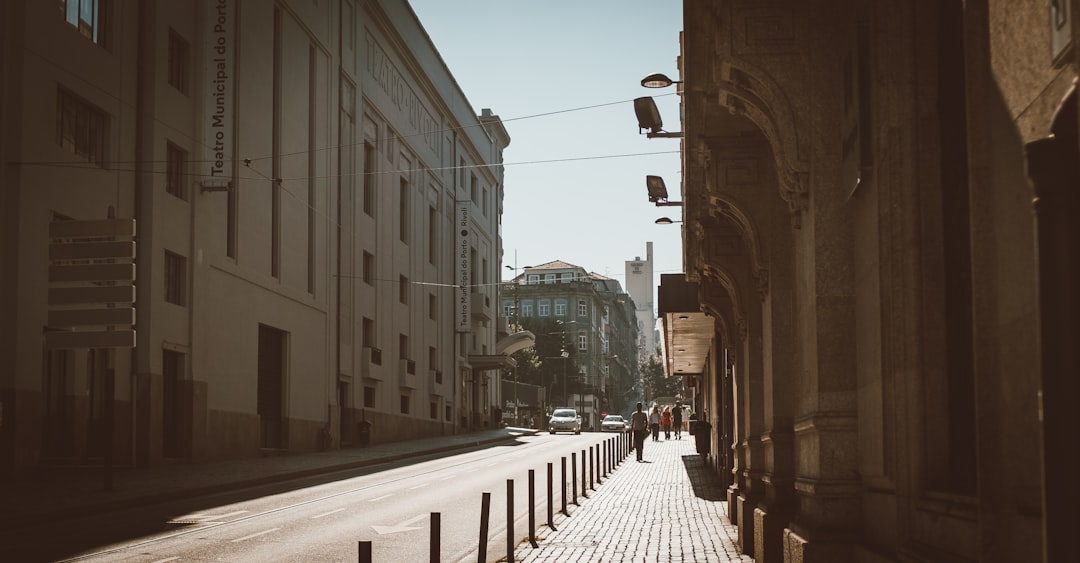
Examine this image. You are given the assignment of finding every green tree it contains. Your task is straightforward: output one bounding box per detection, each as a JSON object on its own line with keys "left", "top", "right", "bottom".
{"left": 641, "top": 352, "right": 681, "bottom": 403}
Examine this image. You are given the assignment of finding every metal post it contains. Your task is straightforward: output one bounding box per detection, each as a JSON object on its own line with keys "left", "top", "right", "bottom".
{"left": 478, "top": 491, "right": 491, "bottom": 563}
{"left": 506, "top": 479, "right": 514, "bottom": 563}
{"left": 358, "top": 540, "right": 372, "bottom": 563}
{"left": 547, "top": 462, "right": 556, "bottom": 530}
{"left": 588, "top": 446, "right": 594, "bottom": 492}
{"left": 571, "top": 452, "right": 578, "bottom": 505}
{"left": 581, "top": 448, "right": 588, "bottom": 497}
{"left": 528, "top": 469, "right": 538, "bottom": 547}
{"left": 561, "top": 456, "right": 568, "bottom": 515}
{"left": 430, "top": 512, "right": 440, "bottom": 563}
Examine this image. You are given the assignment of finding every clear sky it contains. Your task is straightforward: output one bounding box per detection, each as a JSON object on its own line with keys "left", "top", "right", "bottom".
{"left": 408, "top": 0, "right": 685, "bottom": 293}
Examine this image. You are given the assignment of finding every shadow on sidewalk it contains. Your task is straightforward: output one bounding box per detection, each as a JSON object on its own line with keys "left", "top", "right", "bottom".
{"left": 681, "top": 454, "right": 725, "bottom": 501}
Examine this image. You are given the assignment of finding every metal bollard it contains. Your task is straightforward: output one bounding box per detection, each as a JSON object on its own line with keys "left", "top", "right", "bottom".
{"left": 561, "top": 457, "right": 568, "bottom": 516}
{"left": 589, "top": 446, "right": 595, "bottom": 491}
{"left": 430, "top": 512, "right": 440, "bottom": 563}
{"left": 581, "top": 448, "right": 588, "bottom": 497}
{"left": 359, "top": 540, "right": 372, "bottom": 563}
{"left": 528, "top": 469, "right": 538, "bottom": 547}
{"left": 547, "top": 462, "right": 557, "bottom": 530}
{"left": 506, "top": 479, "right": 514, "bottom": 563}
{"left": 571, "top": 452, "right": 578, "bottom": 505}
{"left": 478, "top": 491, "right": 491, "bottom": 563}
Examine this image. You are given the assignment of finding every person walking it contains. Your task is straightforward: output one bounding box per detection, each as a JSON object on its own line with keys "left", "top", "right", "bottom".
{"left": 649, "top": 404, "right": 662, "bottom": 442}
{"left": 672, "top": 402, "right": 684, "bottom": 440}
{"left": 630, "top": 402, "right": 649, "bottom": 462}
{"left": 661, "top": 406, "right": 673, "bottom": 440}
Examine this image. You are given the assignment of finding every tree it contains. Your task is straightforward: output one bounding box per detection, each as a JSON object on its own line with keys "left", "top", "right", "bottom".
{"left": 641, "top": 352, "right": 682, "bottom": 403}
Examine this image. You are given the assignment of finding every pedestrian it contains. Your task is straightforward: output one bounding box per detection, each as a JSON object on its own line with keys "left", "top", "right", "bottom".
{"left": 649, "top": 404, "right": 662, "bottom": 442}
{"left": 661, "top": 406, "right": 673, "bottom": 440}
{"left": 672, "top": 402, "right": 683, "bottom": 440}
{"left": 630, "top": 402, "right": 649, "bottom": 462}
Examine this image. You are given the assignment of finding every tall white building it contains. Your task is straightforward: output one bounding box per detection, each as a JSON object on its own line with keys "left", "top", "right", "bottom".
{"left": 624, "top": 242, "right": 656, "bottom": 363}
{"left": 0, "top": 0, "right": 509, "bottom": 473}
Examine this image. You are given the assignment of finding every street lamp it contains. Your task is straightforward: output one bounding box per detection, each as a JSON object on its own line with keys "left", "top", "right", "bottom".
{"left": 640, "top": 72, "right": 682, "bottom": 89}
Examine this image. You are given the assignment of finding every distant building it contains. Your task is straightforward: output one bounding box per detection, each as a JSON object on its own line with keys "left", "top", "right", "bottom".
{"left": 501, "top": 260, "right": 639, "bottom": 426}
{"left": 624, "top": 242, "right": 657, "bottom": 363}
{"left": 0, "top": 0, "right": 508, "bottom": 473}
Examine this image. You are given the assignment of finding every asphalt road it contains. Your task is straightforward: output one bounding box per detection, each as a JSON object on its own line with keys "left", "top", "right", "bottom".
{"left": 1, "top": 432, "right": 625, "bottom": 562}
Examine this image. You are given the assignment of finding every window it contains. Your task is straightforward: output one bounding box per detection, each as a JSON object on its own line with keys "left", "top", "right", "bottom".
{"left": 428, "top": 206, "right": 437, "bottom": 264}
{"left": 502, "top": 302, "right": 513, "bottom": 317}
{"left": 60, "top": 0, "right": 107, "bottom": 46}
{"left": 538, "top": 300, "right": 550, "bottom": 317}
{"left": 554, "top": 299, "right": 567, "bottom": 317}
{"left": 164, "top": 251, "right": 186, "bottom": 306}
{"left": 363, "top": 142, "right": 375, "bottom": 216}
{"left": 399, "top": 333, "right": 409, "bottom": 360}
{"left": 521, "top": 301, "right": 534, "bottom": 317}
{"left": 577, "top": 334, "right": 587, "bottom": 351}
{"left": 165, "top": 142, "right": 187, "bottom": 200}
{"left": 400, "top": 394, "right": 410, "bottom": 414}
{"left": 429, "top": 293, "right": 437, "bottom": 320}
{"left": 526, "top": 274, "right": 540, "bottom": 285}
{"left": 560, "top": 273, "right": 574, "bottom": 283}
{"left": 430, "top": 401, "right": 438, "bottom": 419}
{"left": 544, "top": 274, "right": 555, "bottom": 284}
{"left": 56, "top": 89, "right": 106, "bottom": 166}
{"left": 482, "top": 186, "right": 489, "bottom": 217}
{"left": 362, "top": 317, "right": 374, "bottom": 347}
{"left": 399, "top": 275, "right": 409, "bottom": 305}
{"left": 429, "top": 346, "right": 438, "bottom": 371}
{"left": 470, "top": 174, "right": 478, "bottom": 204}
{"left": 578, "top": 300, "right": 587, "bottom": 317}
{"left": 445, "top": 405, "right": 452, "bottom": 421}
{"left": 399, "top": 178, "right": 409, "bottom": 243}
{"left": 363, "top": 251, "right": 374, "bottom": 285}
{"left": 364, "top": 385, "right": 375, "bottom": 408}
{"left": 167, "top": 30, "right": 189, "bottom": 94}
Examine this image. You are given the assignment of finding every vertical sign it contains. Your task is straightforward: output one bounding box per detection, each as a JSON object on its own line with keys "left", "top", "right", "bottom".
{"left": 455, "top": 201, "right": 471, "bottom": 332}
{"left": 204, "top": 0, "right": 234, "bottom": 186}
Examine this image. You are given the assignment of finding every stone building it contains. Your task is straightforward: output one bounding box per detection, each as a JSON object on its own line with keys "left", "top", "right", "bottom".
{"left": 501, "top": 260, "right": 639, "bottom": 426}
{"left": 657, "top": 1, "right": 1078, "bottom": 561}
{"left": 0, "top": 0, "right": 509, "bottom": 473}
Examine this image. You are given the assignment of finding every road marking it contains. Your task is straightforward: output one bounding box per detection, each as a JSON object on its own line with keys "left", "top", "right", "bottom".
{"left": 372, "top": 513, "right": 428, "bottom": 535}
{"left": 485, "top": 462, "right": 498, "bottom": 467}
{"left": 150, "top": 558, "right": 180, "bottom": 563}
{"left": 369, "top": 494, "right": 394, "bottom": 502}
{"left": 312, "top": 508, "right": 345, "bottom": 519}
{"left": 408, "top": 483, "right": 429, "bottom": 490}
{"left": 438, "top": 474, "right": 457, "bottom": 481}
{"left": 232, "top": 528, "right": 280, "bottom": 543}
{"left": 214, "top": 511, "right": 249, "bottom": 520}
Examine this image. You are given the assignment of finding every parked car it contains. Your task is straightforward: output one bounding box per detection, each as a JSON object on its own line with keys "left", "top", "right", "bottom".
{"left": 601, "top": 415, "right": 628, "bottom": 433}
{"left": 548, "top": 408, "right": 582, "bottom": 434}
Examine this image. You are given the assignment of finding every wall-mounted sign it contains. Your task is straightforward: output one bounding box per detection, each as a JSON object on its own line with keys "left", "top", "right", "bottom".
{"left": 455, "top": 201, "right": 471, "bottom": 332}
{"left": 204, "top": 0, "right": 234, "bottom": 186}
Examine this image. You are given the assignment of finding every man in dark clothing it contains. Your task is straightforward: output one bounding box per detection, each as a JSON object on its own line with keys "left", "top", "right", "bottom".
{"left": 629, "top": 402, "right": 649, "bottom": 462}
{"left": 673, "top": 403, "right": 684, "bottom": 440}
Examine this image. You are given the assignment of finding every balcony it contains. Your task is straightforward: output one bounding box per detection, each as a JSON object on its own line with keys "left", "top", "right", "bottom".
{"left": 361, "top": 347, "right": 383, "bottom": 380}
{"left": 399, "top": 358, "right": 419, "bottom": 388}
{"left": 471, "top": 292, "right": 492, "bottom": 321}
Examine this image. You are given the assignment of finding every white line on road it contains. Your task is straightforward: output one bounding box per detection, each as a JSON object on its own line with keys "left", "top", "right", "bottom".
{"left": 369, "top": 494, "right": 394, "bottom": 502}
{"left": 439, "top": 474, "right": 457, "bottom": 481}
{"left": 312, "top": 508, "right": 345, "bottom": 519}
{"left": 150, "top": 558, "right": 180, "bottom": 563}
{"left": 231, "top": 528, "right": 280, "bottom": 543}
{"left": 408, "top": 483, "right": 429, "bottom": 490}
{"left": 213, "top": 511, "right": 249, "bottom": 520}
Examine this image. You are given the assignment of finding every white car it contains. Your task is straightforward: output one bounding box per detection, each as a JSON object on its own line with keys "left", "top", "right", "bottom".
{"left": 548, "top": 408, "right": 582, "bottom": 434}
{"left": 601, "top": 415, "right": 628, "bottom": 432}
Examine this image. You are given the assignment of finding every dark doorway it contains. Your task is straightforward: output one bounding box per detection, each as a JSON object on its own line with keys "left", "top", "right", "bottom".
{"left": 337, "top": 381, "right": 352, "bottom": 446}
{"left": 43, "top": 350, "right": 72, "bottom": 459}
{"left": 162, "top": 349, "right": 184, "bottom": 458}
{"left": 258, "top": 324, "right": 286, "bottom": 449}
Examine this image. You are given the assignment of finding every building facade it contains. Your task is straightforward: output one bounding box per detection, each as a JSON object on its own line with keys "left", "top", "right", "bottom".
{"left": 657, "top": 1, "right": 1079, "bottom": 562}
{"left": 0, "top": 0, "right": 509, "bottom": 474}
{"left": 501, "top": 260, "right": 639, "bottom": 426}
{"left": 624, "top": 242, "right": 657, "bottom": 364}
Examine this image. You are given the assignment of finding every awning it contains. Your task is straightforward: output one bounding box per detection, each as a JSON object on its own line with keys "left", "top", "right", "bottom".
{"left": 468, "top": 354, "right": 518, "bottom": 370}
{"left": 496, "top": 330, "right": 535, "bottom": 356}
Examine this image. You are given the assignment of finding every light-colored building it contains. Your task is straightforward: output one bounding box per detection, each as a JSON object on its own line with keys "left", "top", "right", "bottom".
{"left": 0, "top": 0, "right": 509, "bottom": 473}
{"left": 624, "top": 242, "right": 657, "bottom": 363}
{"left": 658, "top": 1, "right": 1080, "bottom": 561}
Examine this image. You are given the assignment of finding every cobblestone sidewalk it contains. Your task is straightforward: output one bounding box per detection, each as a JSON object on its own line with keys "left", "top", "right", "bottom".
{"left": 511, "top": 436, "right": 753, "bottom": 563}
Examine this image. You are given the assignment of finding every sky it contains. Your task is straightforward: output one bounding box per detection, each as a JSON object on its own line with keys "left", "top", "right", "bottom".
{"left": 407, "top": 0, "right": 685, "bottom": 294}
